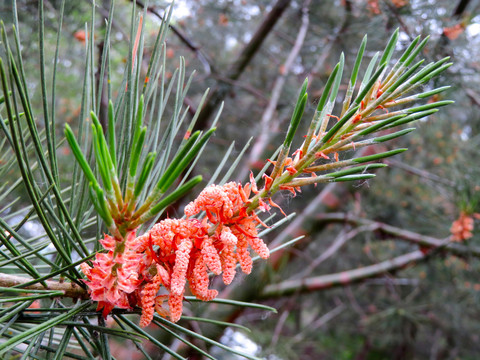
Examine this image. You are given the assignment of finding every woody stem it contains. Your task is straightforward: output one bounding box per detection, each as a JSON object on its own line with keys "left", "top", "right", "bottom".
{"left": 0, "top": 273, "right": 89, "bottom": 299}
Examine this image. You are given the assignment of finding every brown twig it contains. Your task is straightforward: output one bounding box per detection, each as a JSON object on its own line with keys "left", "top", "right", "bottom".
{"left": 261, "top": 212, "right": 480, "bottom": 298}
{"left": 385, "top": 159, "right": 456, "bottom": 187}
{"left": 261, "top": 249, "right": 427, "bottom": 298}
{"left": 0, "top": 273, "right": 89, "bottom": 299}
{"left": 294, "top": 223, "right": 380, "bottom": 279}
{"left": 316, "top": 212, "right": 480, "bottom": 257}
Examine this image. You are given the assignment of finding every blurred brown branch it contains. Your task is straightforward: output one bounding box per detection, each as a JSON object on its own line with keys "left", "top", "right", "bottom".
{"left": 261, "top": 212, "right": 479, "bottom": 298}
{"left": 386, "top": 158, "right": 456, "bottom": 187}
{"left": 316, "top": 212, "right": 480, "bottom": 257}
{"left": 193, "top": 0, "right": 293, "bottom": 131}
{"left": 294, "top": 223, "right": 380, "bottom": 279}
{"left": 261, "top": 249, "right": 426, "bottom": 298}
{"left": 239, "top": 0, "right": 311, "bottom": 180}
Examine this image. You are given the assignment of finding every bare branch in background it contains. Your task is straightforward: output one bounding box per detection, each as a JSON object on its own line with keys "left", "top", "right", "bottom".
{"left": 294, "top": 223, "right": 380, "bottom": 279}
{"left": 261, "top": 250, "right": 427, "bottom": 298}
{"left": 193, "top": 0, "right": 293, "bottom": 131}
{"left": 291, "top": 304, "right": 346, "bottom": 343}
{"left": 261, "top": 212, "right": 480, "bottom": 297}
{"left": 209, "top": 73, "right": 270, "bottom": 103}
{"left": 383, "top": 0, "right": 413, "bottom": 39}
{"left": 270, "top": 308, "right": 290, "bottom": 347}
{"left": 238, "top": 0, "right": 311, "bottom": 181}
{"left": 307, "top": 0, "right": 353, "bottom": 81}
{"left": 386, "top": 158, "right": 456, "bottom": 187}
{"left": 464, "top": 88, "right": 480, "bottom": 108}
{"left": 316, "top": 212, "right": 480, "bottom": 257}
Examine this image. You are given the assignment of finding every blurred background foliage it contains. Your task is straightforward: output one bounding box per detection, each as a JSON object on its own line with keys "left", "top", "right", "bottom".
{"left": 2, "top": 0, "right": 480, "bottom": 358}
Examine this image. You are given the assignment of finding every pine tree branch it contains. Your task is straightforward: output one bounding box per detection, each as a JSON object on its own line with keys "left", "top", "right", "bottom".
{"left": 267, "top": 145, "right": 373, "bottom": 252}
{"left": 453, "top": 0, "right": 471, "bottom": 17}
{"left": 0, "top": 273, "right": 89, "bottom": 299}
{"left": 262, "top": 214, "right": 479, "bottom": 298}
{"left": 261, "top": 249, "right": 427, "bottom": 297}
{"left": 315, "top": 212, "right": 480, "bottom": 257}
{"left": 386, "top": 159, "right": 456, "bottom": 187}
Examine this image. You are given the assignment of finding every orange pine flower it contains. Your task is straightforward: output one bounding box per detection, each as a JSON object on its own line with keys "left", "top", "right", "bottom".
{"left": 201, "top": 238, "right": 222, "bottom": 275}
{"left": 219, "top": 226, "right": 238, "bottom": 246}
{"left": 189, "top": 257, "right": 218, "bottom": 301}
{"left": 154, "top": 295, "right": 170, "bottom": 318}
{"left": 451, "top": 212, "right": 475, "bottom": 242}
{"left": 236, "top": 237, "right": 253, "bottom": 274}
{"left": 85, "top": 177, "right": 277, "bottom": 326}
{"left": 81, "top": 232, "right": 143, "bottom": 318}
{"left": 139, "top": 268, "right": 163, "bottom": 328}
{"left": 99, "top": 234, "right": 116, "bottom": 250}
{"left": 249, "top": 236, "right": 270, "bottom": 259}
{"left": 168, "top": 293, "right": 184, "bottom": 323}
{"left": 170, "top": 239, "right": 193, "bottom": 295}
{"left": 185, "top": 184, "right": 234, "bottom": 220}
{"left": 233, "top": 217, "right": 270, "bottom": 259}
{"left": 156, "top": 264, "right": 171, "bottom": 288}
{"left": 149, "top": 219, "right": 182, "bottom": 253}
{"left": 219, "top": 244, "right": 237, "bottom": 285}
